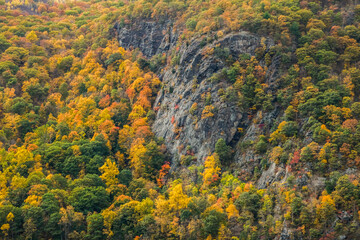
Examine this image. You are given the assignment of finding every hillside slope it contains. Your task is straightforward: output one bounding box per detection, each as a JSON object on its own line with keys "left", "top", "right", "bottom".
{"left": 0, "top": 0, "right": 360, "bottom": 239}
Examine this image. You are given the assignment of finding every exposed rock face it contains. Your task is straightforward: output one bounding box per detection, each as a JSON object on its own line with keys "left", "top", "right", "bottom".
{"left": 233, "top": 105, "right": 282, "bottom": 177}
{"left": 115, "top": 21, "right": 177, "bottom": 58}
{"left": 115, "top": 22, "right": 279, "bottom": 165}
{"left": 257, "top": 162, "right": 286, "bottom": 189}
{"left": 153, "top": 32, "right": 275, "bottom": 164}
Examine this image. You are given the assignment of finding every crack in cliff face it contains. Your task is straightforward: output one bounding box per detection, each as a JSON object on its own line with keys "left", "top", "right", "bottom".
{"left": 115, "top": 21, "right": 280, "bottom": 167}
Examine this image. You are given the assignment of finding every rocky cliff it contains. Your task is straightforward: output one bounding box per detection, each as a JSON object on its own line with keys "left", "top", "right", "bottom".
{"left": 115, "top": 21, "right": 281, "bottom": 170}
{"left": 115, "top": 21, "right": 177, "bottom": 58}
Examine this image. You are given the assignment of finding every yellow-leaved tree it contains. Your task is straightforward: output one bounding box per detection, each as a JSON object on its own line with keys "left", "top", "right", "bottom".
{"left": 99, "top": 159, "right": 119, "bottom": 187}
{"left": 202, "top": 153, "right": 221, "bottom": 189}
{"left": 316, "top": 192, "right": 336, "bottom": 228}
{"left": 129, "top": 138, "right": 147, "bottom": 178}
{"left": 155, "top": 182, "right": 190, "bottom": 234}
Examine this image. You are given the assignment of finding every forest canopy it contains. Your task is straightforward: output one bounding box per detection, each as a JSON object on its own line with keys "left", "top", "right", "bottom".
{"left": 0, "top": 0, "right": 359, "bottom": 239}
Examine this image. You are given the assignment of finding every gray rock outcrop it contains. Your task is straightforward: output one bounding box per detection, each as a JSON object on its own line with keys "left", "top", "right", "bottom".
{"left": 115, "top": 21, "right": 279, "bottom": 165}
{"left": 115, "top": 21, "right": 177, "bottom": 58}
